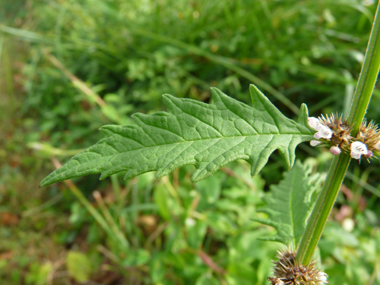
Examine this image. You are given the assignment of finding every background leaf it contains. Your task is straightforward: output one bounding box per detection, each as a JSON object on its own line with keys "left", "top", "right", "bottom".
{"left": 66, "top": 251, "right": 92, "bottom": 283}
{"left": 254, "top": 160, "right": 321, "bottom": 247}
{"left": 40, "top": 85, "right": 313, "bottom": 187}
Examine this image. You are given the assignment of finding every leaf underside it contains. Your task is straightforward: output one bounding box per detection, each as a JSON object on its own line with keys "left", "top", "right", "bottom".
{"left": 40, "top": 85, "right": 314, "bottom": 187}
{"left": 253, "top": 161, "right": 320, "bottom": 247}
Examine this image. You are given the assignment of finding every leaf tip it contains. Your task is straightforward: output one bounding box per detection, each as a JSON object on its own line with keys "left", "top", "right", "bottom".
{"left": 190, "top": 170, "right": 207, "bottom": 183}
{"left": 155, "top": 169, "right": 168, "bottom": 179}
{"left": 209, "top": 87, "right": 224, "bottom": 103}
{"left": 249, "top": 84, "right": 261, "bottom": 92}
{"left": 99, "top": 124, "right": 120, "bottom": 136}
{"left": 298, "top": 103, "right": 310, "bottom": 125}
{"left": 249, "top": 84, "right": 264, "bottom": 103}
{"left": 39, "top": 177, "right": 54, "bottom": 188}
{"left": 209, "top": 86, "right": 222, "bottom": 93}
{"left": 161, "top": 93, "right": 178, "bottom": 110}
{"left": 99, "top": 173, "right": 108, "bottom": 180}
{"left": 124, "top": 169, "right": 137, "bottom": 181}
{"left": 162, "top": 93, "right": 174, "bottom": 102}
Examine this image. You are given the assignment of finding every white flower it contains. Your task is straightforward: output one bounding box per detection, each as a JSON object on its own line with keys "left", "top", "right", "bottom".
{"left": 316, "top": 272, "right": 328, "bottom": 284}
{"left": 374, "top": 141, "right": 380, "bottom": 150}
{"left": 350, "top": 141, "right": 368, "bottom": 159}
{"left": 308, "top": 117, "right": 333, "bottom": 140}
{"left": 310, "top": 140, "right": 321, "bottom": 147}
{"left": 314, "top": 125, "right": 333, "bottom": 140}
{"left": 308, "top": 117, "right": 321, "bottom": 130}
{"left": 330, "top": 146, "right": 341, "bottom": 155}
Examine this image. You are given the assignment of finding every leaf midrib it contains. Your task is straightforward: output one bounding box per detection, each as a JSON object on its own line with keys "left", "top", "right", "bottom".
{"left": 95, "top": 132, "right": 311, "bottom": 159}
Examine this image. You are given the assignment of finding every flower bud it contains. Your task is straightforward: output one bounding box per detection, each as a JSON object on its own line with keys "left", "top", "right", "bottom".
{"left": 310, "top": 140, "right": 321, "bottom": 147}
{"left": 268, "top": 248, "right": 329, "bottom": 285}
{"left": 365, "top": 150, "right": 373, "bottom": 158}
{"left": 330, "top": 146, "right": 341, "bottom": 155}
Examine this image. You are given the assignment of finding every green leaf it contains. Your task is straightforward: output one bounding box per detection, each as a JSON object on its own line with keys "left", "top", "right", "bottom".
{"left": 196, "top": 273, "right": 220, "bottom": 285}
{"left": 40, "top": 85, "right": 314, "bottom": 187}
{"left": 253, "top": 161, "right": 321, "bottom": 247}
{"left": 66, "top": 251, "right": 92, "bottom": 283}
{"left": 154, "top": 184, "right": 171, "bottom": 220}
{"left": 186, "top": 219, "right": 207, "bottom": 249}
{"left": 120, "top": 249, "right": 150, "bottom": 266}
{"left": 195, "top": 172, "right": 222, "bottom": 209}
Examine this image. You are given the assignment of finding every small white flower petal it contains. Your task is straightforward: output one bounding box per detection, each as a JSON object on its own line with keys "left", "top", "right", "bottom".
{"left": 321, "top": 125, "right": 333, "bottom": 139}
{"left": 308, "top": 117, "right": 321, "bottom": 130}
{"left": 351, "top": 141, "right": 368, "bottom": 159}
{"left": 314, "top": 132, "right": 322, "bottom": 139}
{"left": 317, "top": 272, "right": 329, "bottom": 284}
{"left": 330, "top": 146, "right": 341, "bottom": 155}
{"left": 351, "top": 152, "right": 362, "bottom": 160}
{"left": 374, "top": 141, "right": 380, "bottom": 150}
{"left": 351, "top": 141, "right": 368, "bottom": 153}
{"left": 310, "top": 140, "right": 321, "bottom": 147}
{"left": 314, "top": 125, "right": 333, "bottom": 139}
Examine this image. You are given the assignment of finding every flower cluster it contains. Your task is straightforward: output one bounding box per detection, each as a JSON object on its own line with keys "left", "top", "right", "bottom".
{"left": 308, "top": 114, "right": 380, "bottom": 161}
{"left": 267, "top": 248, "right": 328, "bottom": 285}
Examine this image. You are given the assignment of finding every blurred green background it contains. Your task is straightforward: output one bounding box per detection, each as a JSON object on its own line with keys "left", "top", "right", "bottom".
{"left": 1, "top": 0, "right": 380, "bottom": 284}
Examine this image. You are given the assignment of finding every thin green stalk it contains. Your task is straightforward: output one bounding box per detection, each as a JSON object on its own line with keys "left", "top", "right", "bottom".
{"left": 52, "top": 157, "right": 129, "bottom": 252}
{"left": 0, "top": 35, "right": 4, "bottom": 61}
{"left": 93, "top": 191, "right": 130, "bottom": 250}
{"left": 68, "top": 183, "right": 121, "bottom": 246}
{"left": 296, "top": 1, "right": 380, "bottom": 265}
{"left": 110, "top": 174, "right": 122, "bottom": 207}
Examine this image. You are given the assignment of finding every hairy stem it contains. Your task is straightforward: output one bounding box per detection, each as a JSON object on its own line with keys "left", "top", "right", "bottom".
{"left": 296, "top": 2, "right": 380, "bottom": 265}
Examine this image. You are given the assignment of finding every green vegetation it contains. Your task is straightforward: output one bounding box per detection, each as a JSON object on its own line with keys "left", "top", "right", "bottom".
{"left": 1, "top": 0, "right": 380, "bottom": 284}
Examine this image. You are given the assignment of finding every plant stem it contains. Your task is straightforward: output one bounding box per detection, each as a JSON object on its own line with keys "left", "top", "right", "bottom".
{"left": 347, "top": 5, "right": 380, "bottom": 135}
{"left": 296, "top": 2, "right": 380, "bottom": 265}
{"left": 296, "top": 154, "right": 350, "bottom": 264}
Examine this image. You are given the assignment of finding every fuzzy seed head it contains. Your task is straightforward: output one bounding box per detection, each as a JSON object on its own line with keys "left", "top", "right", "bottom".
{"left": 267, "top": 277, "right": 285, "bottom": 285}
{"left": 268, "top": 248, "right": 329, "bottom": 285}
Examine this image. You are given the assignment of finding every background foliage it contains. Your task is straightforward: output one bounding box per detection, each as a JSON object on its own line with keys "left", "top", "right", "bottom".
{"left": 1, "top": 0, "right": 380, "bottom": 284}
